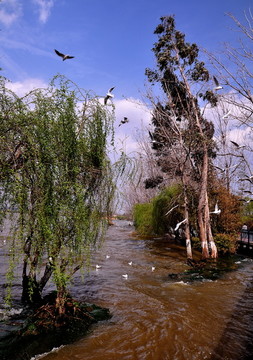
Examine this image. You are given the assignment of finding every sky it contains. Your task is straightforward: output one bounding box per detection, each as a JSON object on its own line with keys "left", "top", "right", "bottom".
{"left": 0, "top": 0, "right": 252, "bottom": 155}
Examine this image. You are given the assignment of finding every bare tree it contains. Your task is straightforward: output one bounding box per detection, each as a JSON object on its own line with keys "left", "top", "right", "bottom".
{"left": 207, "top": 10, "right": 253, "bottom": 195}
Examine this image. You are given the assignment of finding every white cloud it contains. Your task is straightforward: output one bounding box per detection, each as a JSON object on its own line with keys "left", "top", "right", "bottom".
{"left": 32, "top": 0, "right": 54, "bottom": 24}
{"left": 0, "top": 0, "right": 22, "bottom": 26}
{"left": 6, "top": 78, "right": 47, "bottom": 97}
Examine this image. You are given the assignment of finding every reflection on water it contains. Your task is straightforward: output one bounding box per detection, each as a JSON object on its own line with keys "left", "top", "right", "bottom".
{"left": 1, "top": 220, "right": 253, "bottom": 359}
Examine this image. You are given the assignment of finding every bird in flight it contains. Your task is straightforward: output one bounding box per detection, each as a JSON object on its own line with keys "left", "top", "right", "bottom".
{"left": 104, "top": 87, "right": 115, "bottom": 105}
{"left": 230, "top": 140, "right": 245, "bottom": 150}
{"left": 213, "top": 76, "right": 223, "bottom": 91}
{"left": 215, "top": 163, "right": 239, "bottom": 173}
{"left": 119, "top": 117, "right": 129, "bottom": 126}
{"left": 210, "top": 202, "right": 221, "bottom": 215}
{"left": 222, "top": 110, "right": 231, "bottom": 119}
{"left": 54, "top": 49, "right": 74, "bottom": 61}
{"left": 243, "top": 190, "right": 253, "bottom": 195}
{"left": 165, "top": 204, "right": 179, "bottom": 216}
{"left": 239, "top": 199, "right": 253, "bottom": 204}
{"left": 174, "top": 218, "right": 187, "bottom": 231}
{"left": 239, "top": 176, "right": 253, "bottom": 184}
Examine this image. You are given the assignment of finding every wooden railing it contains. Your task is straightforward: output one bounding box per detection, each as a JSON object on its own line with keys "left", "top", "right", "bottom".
{"left": 237, "top": 230, "right": 253, "bottom": 254}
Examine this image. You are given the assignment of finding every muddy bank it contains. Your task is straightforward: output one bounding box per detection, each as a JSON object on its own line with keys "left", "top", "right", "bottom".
{"left": 0, "top": 295, "right": 111, "bottom": 360}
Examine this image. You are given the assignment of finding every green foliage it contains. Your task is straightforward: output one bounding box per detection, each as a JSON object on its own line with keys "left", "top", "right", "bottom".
{"left": 133, "top": 184, "right": 183, "bottom": 236}
{"left": 0, "top": 75, "right": 116, "bottom": 303}
{"left": 133, "top": 203, "right": 154, "bottom": 236}
{"left": 152, "top": 184, "right": 182, "bottom": 234}
{"left": 213, "top": 233, "right": 237, "bottom": 255}
{"left": 191, "top": 234, "right": 237, "bottom": 255}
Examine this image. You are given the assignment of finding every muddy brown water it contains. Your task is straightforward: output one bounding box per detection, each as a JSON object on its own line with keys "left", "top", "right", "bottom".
{"left": 1, "top": 220, "right": 253, "bottom": 360}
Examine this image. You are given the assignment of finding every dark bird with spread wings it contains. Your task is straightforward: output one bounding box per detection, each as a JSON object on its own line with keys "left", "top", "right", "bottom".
{"left": 54, "top": 49, "right": 75, "bottom": 61}
{"left": 119, "top": 117, "right": 129, "bottom": 126}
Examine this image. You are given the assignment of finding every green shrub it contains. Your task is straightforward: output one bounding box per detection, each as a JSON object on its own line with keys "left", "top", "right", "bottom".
{"left": 213, "top": 233, "right": 238, "bottom": 254}
{"left": 152, "top": 184, "right": 182, "bottom": 235}
{"left": 133, "top": 203, "right": 154, "bottom": 236}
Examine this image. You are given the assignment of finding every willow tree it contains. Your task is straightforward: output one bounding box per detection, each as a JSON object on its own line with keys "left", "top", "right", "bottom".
{"left": 146, "top": 16, "right": 218, "bottom": 259}
{"left": 0, "top": 76, "right": 115, "bottom": 312}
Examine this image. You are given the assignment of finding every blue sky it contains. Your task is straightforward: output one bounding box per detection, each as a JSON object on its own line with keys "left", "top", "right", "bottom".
{"left": 1, "top": 0, "right": 251, "bottom": 97}
{"left": 0, "top": 0, "right": 252, "bottom": 154}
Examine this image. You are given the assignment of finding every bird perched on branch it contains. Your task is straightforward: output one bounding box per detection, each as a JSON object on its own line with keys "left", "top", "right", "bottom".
{"left": 54, "top": 49, "right": 74, "bottom": 61}
{"left": 104, "top": 87, "right": 115, "bottom": 105}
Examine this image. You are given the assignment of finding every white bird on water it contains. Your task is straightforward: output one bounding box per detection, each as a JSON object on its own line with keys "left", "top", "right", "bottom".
{"left": 152, "top": 266, "right": 155, "bottom": 272}
{"left": 122, "top": 274, "right": 128, "bottom": 279}
{"left": 106, "top": 255, "right": 110, "bottom": 259}
{"left": 213, "top": 76, "right": 223, "bottom": 91}
{"left": 128, "top": 261, "right": 133, "bottom": 266}
{"left": 210, "top": 202, "right": 221, "bottom": 215}
{"left": 104, "top": 87, "right": 115, "bottom": 105}
{"left": 96, "top": 264, "right": 101, "bottom": 270}
{"left": 174, "top": 218, "right": 187, "bottom": 231}
{"left": 54, "top": 49, "right": 74, "bottom": 61}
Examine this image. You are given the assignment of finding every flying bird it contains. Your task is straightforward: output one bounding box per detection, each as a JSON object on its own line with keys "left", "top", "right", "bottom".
{"left": 230, "top": 140, "right": 245, "bottom": 150}
{"left": 213, "top": 76, "right": 223, "bottom": 91}
{"left": 122, "top": 274, "right": 128, "bottom": 279}
{"left": 128, "top": 261, "right": 133, "bottom": 266}
{"left": 222, "top": 110, "right": 231, "bottom": 119}
{"left": 215, "top": 163, "right": 239, "bottom": 173}
{"left": 239, "top": 177, "right": 253, "bottom": 184}
{"left": 239, "top": 199, "right": 253, "bottom": 204}
{"left": 243, "top": 190, "right": 253, "bottom": 195}
{"left": 165, "top": 204, "right": 179, "bottom": 216}
{"left": 215, "top": 165, "right": 226, "bottom": 173}
{"left": 174, "top": 218, "right": 187, "bottom": 231}
{"left": 104, "top": 87, "right": 115, "bottom": 105}
{"left": 151, "top": 266, "right": 155, "bottom": 272}
{"left": 210, "top": 202, "right": 221, "bottom": 215}
{"left": 119, "top": 117, "right": 129, "bottom": 126}
{"left": 54, "top": 49, "right": 74, "bottom": 61}
{"left": 95, "top": 264, "right": 101, "bottom": 270}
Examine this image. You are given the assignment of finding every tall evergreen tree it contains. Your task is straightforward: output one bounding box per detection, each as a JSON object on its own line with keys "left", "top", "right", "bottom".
{"left": 146, "top": 16, "right": 218, "bottom": 258}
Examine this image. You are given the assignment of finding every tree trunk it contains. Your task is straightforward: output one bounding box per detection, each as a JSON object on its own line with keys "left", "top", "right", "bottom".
{"left": 205, "top": 200, "right": 218, "bottom": 258}
{"left": 182, "top": 180, "right": 192, "bottom": 260}
{"left": 56, "top": 287, "right": 68, "bottom": 316}
{"left": 22, "top": 273, "right": 42, "bottom": 304}
{"left": 198, "top": 149, "right": 209, "bottom": 259}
